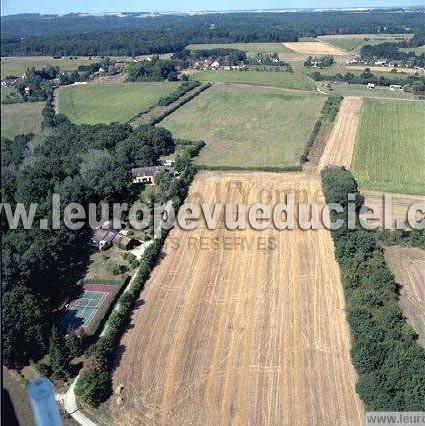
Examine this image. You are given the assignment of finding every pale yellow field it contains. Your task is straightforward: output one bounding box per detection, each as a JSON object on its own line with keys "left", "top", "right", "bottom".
{"left": 282, "top": 41, "right": 348, "bottom": 56}
{"left": 361, "top": 191, "right": 425, "bottom": 230}
{"left": 319, "top": 97, "right": 363, "bottom": 170}
{"left": 110, "top": 171, "right": 364, "bottom": 425}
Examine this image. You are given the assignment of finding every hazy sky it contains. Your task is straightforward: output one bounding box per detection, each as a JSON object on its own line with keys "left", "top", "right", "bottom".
{"left": 1, "top": 0, "right": 421, "bottom": 16}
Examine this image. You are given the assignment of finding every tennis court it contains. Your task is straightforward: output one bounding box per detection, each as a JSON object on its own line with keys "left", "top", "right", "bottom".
{"left": 62, "top": 283, "right": 116, "bottom": 333}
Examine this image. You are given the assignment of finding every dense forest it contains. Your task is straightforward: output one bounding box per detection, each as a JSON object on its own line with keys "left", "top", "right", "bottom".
{"left": 1, "top": 104, "right": 179, "bottom": 367}
{"left": 1, "top": 9, "right": 423, "bottom": 56}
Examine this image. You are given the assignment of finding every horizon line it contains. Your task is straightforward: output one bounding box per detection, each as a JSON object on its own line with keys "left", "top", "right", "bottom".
{"left": 2, "top": 5, "right": 424, "bottom": 18}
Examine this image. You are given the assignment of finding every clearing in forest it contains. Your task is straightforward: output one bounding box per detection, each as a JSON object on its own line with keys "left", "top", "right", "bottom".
{"left": 1, "top": 101, "right": 44, "bottom": 139}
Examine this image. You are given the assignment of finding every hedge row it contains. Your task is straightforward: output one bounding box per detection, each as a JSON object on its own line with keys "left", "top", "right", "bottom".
{"left": 75, "top": 161, "right": 198, "bottom": 407}
{"left": 300, "top": 95, "right": 343, "bottom": 163}
{"left": 300, "top": 120, "right": 322, "bottom": 164}
{"left": 83, "top": 278, "right": 118, "bottom": 285}
{"left": 320, "top": 95, "right": 343, "bottom": 122}
{"left": 321, "top": 166, "right": 425, "bottom": 411}
{"left": 158, "top": 81, "right": 201, "bottom": 106}
{"left": 375, "top": 229, "right": 425, "bottom": 248}
{"left": 150, "top": 82, "right": 211, "bottom": 125}
{"left": 195, "top": 164, "right": 302, "bottom": 172}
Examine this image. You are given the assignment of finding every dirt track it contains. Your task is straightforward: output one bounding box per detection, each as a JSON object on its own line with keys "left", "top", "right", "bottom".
{"left": 110, "top": 172, "right": 364, "bottom": 425}
{"left": 385, "top": 247, "right": 425, "bottom": 346}
{"left": 282, "top": 41, "right": 348, "bottom": 56}
{"left": 319, "top": 97, "right": 363, "bottom": 170}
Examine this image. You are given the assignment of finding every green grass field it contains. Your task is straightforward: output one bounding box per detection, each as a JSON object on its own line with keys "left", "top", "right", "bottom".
{"left": 1, "top": 56, "right": 114, "bottom": 78}
{"left": 58, "top": 82, "right": 181, "bottom": 124}
{"left": 318, "top": 34, "right": 413, "bottom": 53}
{"left": 187, "top": 42, "right": 292, "bottom": 56}
{"left": 399, "top": 46, "right": 425, "bottom": 55}
{"left": 320, "top": 83, "right": 415, "bottom": 100}
{"left": 1, "top": 86, "right": 22, "bottom": 104}
{"left": 301, "top": 64, "right": 412, "bottom": 81}
{"left": 161, "top": 84, "right": 325, "bottom": 169}
{"left": 351, "top": 99, "right": 425, "bottom": 195}
{"left": 1, "top": 102, "right": 44, "bottom": 139}
{"left": 193, "top": 70, "right": 314, "bottom": 91}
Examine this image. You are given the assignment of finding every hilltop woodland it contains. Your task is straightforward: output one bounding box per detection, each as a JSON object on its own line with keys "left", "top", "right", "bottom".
{"left": 0, "top": 98, "right": 197, "bottom": 370}
{"left": 1, "top": 10, "right": 423, "bottom": 56}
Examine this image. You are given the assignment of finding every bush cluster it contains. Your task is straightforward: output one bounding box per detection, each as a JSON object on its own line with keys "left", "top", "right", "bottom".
{"left": 321, "top": 166, "right": 425, "bottom": 411}
{"left": 320, "top": 95, "right": 343, "bottom": 122}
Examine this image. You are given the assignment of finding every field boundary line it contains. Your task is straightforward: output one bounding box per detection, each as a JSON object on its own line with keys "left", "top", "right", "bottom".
{"left": 316, "top": 38, "right": 350, "bottom": 56}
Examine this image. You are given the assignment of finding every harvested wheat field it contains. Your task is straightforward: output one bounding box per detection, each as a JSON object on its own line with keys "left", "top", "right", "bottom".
{"left": 111, "top": 171, "right": 364, "bottom": 425}
{"left": 361, "top": 190, "right": 425, "bottom": 230}
{"left": 385, "top": 246, "right": 425, "bottom": 346}
{"left": 282, "top": 41, "right": 348, "bottom": 56}
{"left": 319, "top": 97, "right": 363, "bottom": 170}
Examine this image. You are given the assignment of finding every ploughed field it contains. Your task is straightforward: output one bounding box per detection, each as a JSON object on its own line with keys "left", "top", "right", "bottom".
{"left": 57, "top": 81, "right": 181, "bottom": 124}
{"left": 110, "top": 171, "right": 364, "bottom": 425}
{"left": 161, "top": 84, "right": 325, "bottom": 169}
{"left": 351, "top": 99, "right": 425, "bottom": 195}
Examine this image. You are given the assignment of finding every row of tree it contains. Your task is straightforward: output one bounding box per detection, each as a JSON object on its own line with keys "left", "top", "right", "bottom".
{"left": 321, "top": 166, "right": 425, "bottom": 410}
{"left": 312, "top": 70, "right": 425, "bottom": 94}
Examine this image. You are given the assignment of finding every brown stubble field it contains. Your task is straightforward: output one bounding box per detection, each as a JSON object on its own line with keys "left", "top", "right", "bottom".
{"left": 110, "top": 171, "right": 364, "bottom": 425}
{"left": 282, "top": 41, "right": 348, "bottom": 56}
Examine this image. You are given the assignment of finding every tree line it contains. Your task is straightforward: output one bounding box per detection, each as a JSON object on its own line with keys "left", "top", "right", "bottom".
{"left": 312, "top": 69, "right": 425, "bottom": 94}
{"left": 321, "top": 166, "right": 425, "bottom": 411}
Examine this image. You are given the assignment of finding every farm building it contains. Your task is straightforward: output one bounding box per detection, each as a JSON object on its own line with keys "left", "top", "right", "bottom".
{"left": 160, "top": 159, "right": 175, "bottom": 167}
{"left": 366, "top": 83, "right": 375, "bottom": 89}
{"left": 91, "top": 229, "right": 139, "bottom": 251}
{"left": 131, "top": 165, "right": 179, "bottom": 184}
